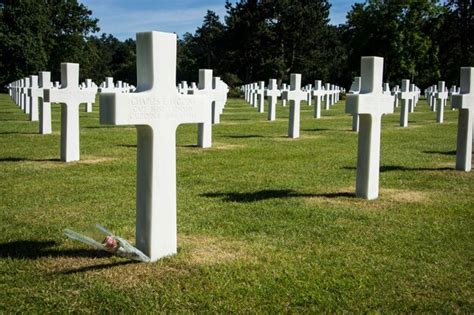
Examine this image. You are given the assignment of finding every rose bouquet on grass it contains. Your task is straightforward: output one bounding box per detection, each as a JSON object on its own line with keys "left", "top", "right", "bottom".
{"left": 64, "top": 224, "right": 150, "bottom": 262}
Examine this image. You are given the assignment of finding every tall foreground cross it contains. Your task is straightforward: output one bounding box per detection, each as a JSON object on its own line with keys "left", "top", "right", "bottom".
{"left": 345, "top": 57, "right": 394, "bottom": 199}
{"left": 100, "top": 31, "right": 212, "bottom": 262}
{"left": 44, "top": 63, "right": 96, "bottom": 162}
{"left": 452, "top": 67, "right": 474, "bottom": 172}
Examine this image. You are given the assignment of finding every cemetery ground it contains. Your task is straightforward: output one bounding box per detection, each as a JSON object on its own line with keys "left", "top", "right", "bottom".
{"left": 0, "top": 93, "right": 472, "bottom": 312}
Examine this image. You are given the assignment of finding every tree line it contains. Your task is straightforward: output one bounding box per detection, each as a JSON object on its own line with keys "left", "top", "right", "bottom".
{"left": 0, "top": 0, "right": 473, "bottom": 91}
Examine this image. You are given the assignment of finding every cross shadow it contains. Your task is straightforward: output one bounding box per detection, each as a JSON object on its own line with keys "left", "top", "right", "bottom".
{"left": 342, "top": 165, "right": 454, "bottom": 172}
{"left": 84, "top": 126, "right": 117, "bottom": 129}
{"left": 117, "top": 144, "right": 136, "bottom": 148}
{"left": 0, "top": 131, "right": 38, "bottom": 135}
{"left": 423, "top": 150, "right": 457, "bottom": 156}
{"left": 0, "top": 157, "right": 60, "bottom": 162}
{"left": 0, "top": 240, "right": 109, "bottom": 260}
{"left": 0, "top": 240, "right": 139, "bottom": 274}
{"left": 302, "top": 128, "right": 330, "bottom": 132}
{"left": 226, "top": 118, "right": 250, "bottom": 121}
{"left": 57, "top": 261, "right": 137, "bottom": 275}
{"left": 178, "top": 144, "right": 199, "bottom": 148}
{"left": 201, "top": 189, "right": 355, "bottom": 202}
{"left": 225, "top": 134, "right": 264, "bottom": 139}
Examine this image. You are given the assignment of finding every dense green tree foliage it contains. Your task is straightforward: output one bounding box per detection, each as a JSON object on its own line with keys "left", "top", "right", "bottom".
{"left": 0, "top": 0, "right": 473, "bottom": 89}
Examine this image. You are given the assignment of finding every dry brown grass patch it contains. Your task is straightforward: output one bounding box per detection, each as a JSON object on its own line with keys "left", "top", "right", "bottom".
{"left": 271, "top": 134, "right": 325, "bottom": 141}
{"left": 17, "top": 156, "right": 117, "bottom": 169}
{"left": 379, "top": 188, "right": 429, "bottom": 203}
{"left": 179, "top": 142, "right": 245, "bottom": 152}
{"left": 179, "top": 234, "right": 251, "bottom": 265}
{"left": 39, "top": 234, "right": 251, "bottom": 289}
{"left": 305, "top": 187, "right": 431, "bottom": 209}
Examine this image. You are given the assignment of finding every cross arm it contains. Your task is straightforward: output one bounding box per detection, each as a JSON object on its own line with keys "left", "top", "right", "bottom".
{"left": 346, "top": 94, "right": 394, "bottom": 115}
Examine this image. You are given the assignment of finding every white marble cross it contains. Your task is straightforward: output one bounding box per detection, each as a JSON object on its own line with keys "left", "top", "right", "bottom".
{"left": 27, "top": 75, "right": 39, "bottom": 121}
{"left": 44, "top": 63, "right": 96, "bottom": 162}
{"left": 194, "top": 69, "right": 215, "bottom": 145}
{"left": 349, "top": 76, "right": 361, "bottom": 131}
{"left": 306, "top": 84, "right": 313, "bottom": 106}
{"left": 213, "top": 76, "right": 227, "bottom": 123}
{"left": 409, "top": 83, "right": 417, "bottom": 112}
{"left": 312, "top": 80, "right": 325, "bottom": 119}
{"left": 281, "top": 83, "right": 288, "bottom": 107}
{"left": 324, "top": 83, "right": 331, "bottom": 109}
{"left": 99, "top": 77, "right": 115, "bottom": 93}
{"left": 265, "top": 79, "right": 281, "bottom": 121}
{"left": 256, "top": 81, "right": 265, "bottom": 113}
{"left": 392, "top": 85, "right": 400, "bottom": 109}
{"left": 452, "top": 67, "right": 474, "bottom": 172}
{"left": 283, "top": 74, "right": 306, "bottom": 138}
{"left": 435, "top": 81, "right": 448, "bottom": 123}
{"left": 399, "top": 79, "right": 414, "bottom": 127}
{"left": 100, "top": 31, "right": 212, "bottom": 262}
{"left": 345, "top": 56, "right": 394, "bottom": 200}
{"left": 23, "top": 77, "right": 31, "bottom": 115}
{"left": 84, "top": 79, "right": 98, "bottom": 112}
{"left": 38, "top": 72, "right": 52, "bottom": 134}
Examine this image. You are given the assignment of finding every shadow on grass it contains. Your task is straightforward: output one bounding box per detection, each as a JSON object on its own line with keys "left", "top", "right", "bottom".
{"left": 58, "top": 260, "right": 136, "bottom": 275}
{"left": 0, "top": 240, "right": 137, "bottom": 274}
{"left": 423, "top": 150, "right": 457, "bottom": 156}
{"left": 202, "top": 189, "right": 354, "bottom": 202}
{"left": 302, "top": 128, "right": 330, "bottom": 132}
{"left": 224, "top": 134, "right": 264, "bottom": 139}
{"left": 84, "top": 126, "right": 120, "bottom": 129}
{"left": 0, "top": 131, "right": 38, "bottom": 135}
{"left": 0, "top": 157, "right": 60, "bottom": 162}
{"left": 342, "top": 165, "right": 454, "bottom": 172}
{"left": 0, "top": 240, "right": 109, "bottom": 260}
{"left": 117, "top": 144, "right": 136, "bottom": 148}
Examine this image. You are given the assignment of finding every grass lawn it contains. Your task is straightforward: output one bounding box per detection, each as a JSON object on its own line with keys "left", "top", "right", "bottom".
{"left": 0, "top": 93, "right": 472, "bottom": 312}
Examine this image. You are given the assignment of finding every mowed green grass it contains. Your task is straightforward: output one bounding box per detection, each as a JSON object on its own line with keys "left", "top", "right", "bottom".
{"left": 0, "top": 93, "right": 472, "bottom": 312}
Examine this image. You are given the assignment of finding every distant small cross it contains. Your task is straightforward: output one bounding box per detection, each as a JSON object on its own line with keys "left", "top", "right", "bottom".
{"left": 283, "top": 74, "right": 306, "bottom": 138}
{"left": 44, "top": 63, "right": 96, "bottom": 162}
{"left": 38, "top": 71, "right": 52, "bottom": 134}
{"left": 27, "top": 75, "right": 39, "bottom": 121}
{"left": 265, "top": 79, "right": 281, "bottom": 121}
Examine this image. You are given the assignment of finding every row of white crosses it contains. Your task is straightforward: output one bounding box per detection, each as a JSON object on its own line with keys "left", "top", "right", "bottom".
{"left": 347, "top": 56, "right": 473, "bottom": 200}
{"left": 178, "top": 81, "right": 197, "bottom": 95}
{"left": 350, "top": 76, "right": 421, "bottom": 130}
{"left": 7, "top": 67, "right": 101, "bottom": 162}
{"left": 98, "top": 77, "right": 135, "bottom": 93}
{"left": 9, "top": 74, "right": 57, "bottom": 128}
{"left": 5, "top": 32, "right": 473, "bottom": 263}
{"left": 7, "top": 69, "right": 136, "bottom": 162}
{"left": 242, "top": 80, "right": 342, "bottom": 119}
